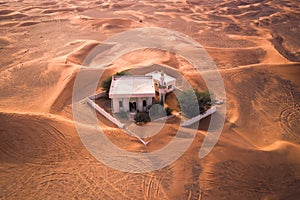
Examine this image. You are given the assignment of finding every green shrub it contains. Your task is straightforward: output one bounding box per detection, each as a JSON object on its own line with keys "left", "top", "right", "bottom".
{"left": 149, "top": 103, "right": 165, "bottom": 119}
{"left": 134, "top": 112, "right": 150, "bottom": 124}
{"left": 177, "top": 89, "right": 214, "bottom": 118}
{"left": 165, "top": 107, "right": 173, "bottom": 116}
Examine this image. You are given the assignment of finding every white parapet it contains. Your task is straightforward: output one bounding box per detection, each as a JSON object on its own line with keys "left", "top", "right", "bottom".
{"left": 88, "top": 92, "right": 106, "bottom": 100}
{"left": 86, "top": 97, "right": 125, "bottom": 129}
{"left": 180, "top": 106, "right": 217, "bottom": 127}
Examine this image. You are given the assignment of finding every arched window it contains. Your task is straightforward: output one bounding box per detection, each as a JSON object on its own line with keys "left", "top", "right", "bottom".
{"left": 143, "top": 100, "right": 147, "bottom": 107}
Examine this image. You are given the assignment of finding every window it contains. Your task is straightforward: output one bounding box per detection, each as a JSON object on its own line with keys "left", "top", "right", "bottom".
{"left": 119, "top": 100, "right": 123, "bottom": 108}
{"left": 168, "top": 85, "right": 173, "bottom": 89}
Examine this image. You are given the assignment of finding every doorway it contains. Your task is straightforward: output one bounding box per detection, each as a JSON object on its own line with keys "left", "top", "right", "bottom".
{"left": 129, "top": 101, "right": 137, "bottom": 112}
{"left": 143, "top": 100, "right": 147, "bottom": 111}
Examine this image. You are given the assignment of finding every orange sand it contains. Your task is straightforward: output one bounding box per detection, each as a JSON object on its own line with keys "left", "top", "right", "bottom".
{"left": 1, "top": 0, "right": 299, "bottom": 199}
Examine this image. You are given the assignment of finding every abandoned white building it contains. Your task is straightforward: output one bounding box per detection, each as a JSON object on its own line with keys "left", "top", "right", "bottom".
{"left": 109, "top": 71, "right": 176, "bottom": 113}
{"left": 109, "top": 75, "right": 155, "bottom": 113}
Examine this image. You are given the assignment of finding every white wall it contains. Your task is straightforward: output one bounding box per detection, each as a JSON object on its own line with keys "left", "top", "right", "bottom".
{"left": 137, "top": 98, "right": 143, "bottom": 111}
{"left": 86, "top": 98, "right": 124, "bottom": 128}
{"left": 181, "top": 106, "right": 216, "bottom": 127}
{"left": 88, "top": 92, "right": 106, "bottom": 100}
{"left": 123, "top": 98, "right": 129, "bottom": 112}
{"left": 112, "top": 98, "right": 119, "bottom": 113}
{"left": 147, "top": 97, "right": 152, "bottom": 107}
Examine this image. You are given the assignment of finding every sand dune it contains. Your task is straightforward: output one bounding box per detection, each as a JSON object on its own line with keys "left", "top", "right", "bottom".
{"left": 1, "top": 0, "right": 299, "bottom": 199}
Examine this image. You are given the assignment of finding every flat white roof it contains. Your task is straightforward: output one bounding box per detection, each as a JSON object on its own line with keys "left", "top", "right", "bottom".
{"left": 145, "top": 71, "right": 176, "bottom": 83}
{"left": 109, "top": 76, "right": 155, "bottom": 98}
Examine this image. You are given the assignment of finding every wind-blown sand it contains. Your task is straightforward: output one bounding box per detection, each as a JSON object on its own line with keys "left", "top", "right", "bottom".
{"left": 1, "top": 0, "right": 300, "bottom": 199}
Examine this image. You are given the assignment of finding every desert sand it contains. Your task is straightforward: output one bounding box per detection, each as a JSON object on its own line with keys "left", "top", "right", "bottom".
{"left": 1, "top": 0, "right": 300, "bottom": 199}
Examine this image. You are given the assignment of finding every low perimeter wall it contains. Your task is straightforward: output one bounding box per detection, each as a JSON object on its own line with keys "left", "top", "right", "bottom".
{"left": 88, "top": 92, "right": 106, "bottom": 100}
{"left": 86, "top": 98, "right": 125, "bottom": 129}
{"left": 180, "top": 106, "right": 216, "bottom": 127}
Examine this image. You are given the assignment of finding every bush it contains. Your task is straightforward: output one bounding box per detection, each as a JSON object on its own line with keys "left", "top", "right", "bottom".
{"left": 149, "top": 103, "right": 165, "bottom": 119}
{"left": 177, "top": 89, "right": 214, "bottom": 118}
{"left": 177, "top": 89, "right": 199, "bottom": 118}
{"left": 165, "top": 107, "right": 173, "bottom": 116}
{"left": 134, "top": 112, "right": 150, "bottom": 124}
